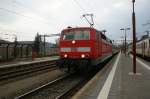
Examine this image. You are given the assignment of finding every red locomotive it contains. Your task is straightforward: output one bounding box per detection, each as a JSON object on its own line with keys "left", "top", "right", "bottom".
{"left": 58, "top": 27, "right": 112, "bottom": 71}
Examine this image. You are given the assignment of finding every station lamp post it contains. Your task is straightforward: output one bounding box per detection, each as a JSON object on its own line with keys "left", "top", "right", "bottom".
{"left": 120, "top": 28, "right": 130, "bottom": 55}
{"left": 12, "top": 34, "right": 17, "bottom": 42}
{"left": 43, "top": 35, "right": 47, "bottom": 56}
{"left": 13, "top": 34, "right": 18, "bottom": 58}
{"left": 132, "top": 0, "right": 136, "bottom": 74}
{"left": 120, "top": 29, "right": 125, "bottom": 54}
{"left": 120, "top": 36, "right": 125, "bottom": 53}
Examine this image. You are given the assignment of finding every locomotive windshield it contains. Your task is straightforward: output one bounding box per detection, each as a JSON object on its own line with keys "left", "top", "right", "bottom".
{"left": 62, "top": 30, "right": 90, "bottom": 40}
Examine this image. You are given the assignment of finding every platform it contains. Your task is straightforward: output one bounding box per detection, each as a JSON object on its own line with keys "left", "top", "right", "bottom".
{"left": 72, "top": 52, "right": 150, "bottom": 99}
{"left": 0, "top": 56, "right": 59, "bottom": 68}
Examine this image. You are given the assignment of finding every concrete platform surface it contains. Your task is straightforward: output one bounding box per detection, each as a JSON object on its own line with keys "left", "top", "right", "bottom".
{"left": 0, "top": 56, "right": 59, "bottom": 68}
{"left": 72, "top": 52, "right": 150, "bottom": 99}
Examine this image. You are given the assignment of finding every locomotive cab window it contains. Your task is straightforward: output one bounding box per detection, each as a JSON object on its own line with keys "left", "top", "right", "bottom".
{"left": 62, "top": 30, "right": 90, "bottom": 40}
{"left": 101, "top": 33, "right": 106, "bottom": 40}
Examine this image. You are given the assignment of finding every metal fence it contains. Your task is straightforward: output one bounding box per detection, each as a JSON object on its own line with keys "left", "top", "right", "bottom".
{"left": 0, "top": 42, "right": 33, "bottom": 61}
{"left": 0, "top": 42, "right": 59, "bottom": 61}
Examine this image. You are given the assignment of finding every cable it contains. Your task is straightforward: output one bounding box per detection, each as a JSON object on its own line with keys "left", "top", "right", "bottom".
{"left": 0, "top": 7, "right": 33, "bottom": 19}
{"left": 72, "top": 0, "right": 86, "bottom": 13}
{"left": 12, "top": 0, "right": 34, "bottom": 11}
{"left": 11, "top": 0, "right": 58, "bottom": 26}
{"left": 0, "top": 7, "right": 51, "bottom": 25}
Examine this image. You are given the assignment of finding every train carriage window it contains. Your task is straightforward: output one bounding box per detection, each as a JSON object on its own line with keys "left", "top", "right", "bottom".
{"left": 137, "top": 43, "right": 141, "bottom": 48}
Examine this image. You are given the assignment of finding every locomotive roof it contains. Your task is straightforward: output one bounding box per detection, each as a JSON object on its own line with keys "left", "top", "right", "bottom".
{"left": 62, "top": 27, "right": 95, "bottom": 31}
{"left": 62, "top": 27, "right": 112, "bottom": 43}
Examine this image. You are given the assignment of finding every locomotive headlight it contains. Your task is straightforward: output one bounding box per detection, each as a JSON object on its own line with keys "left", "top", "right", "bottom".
{"left": 72, "top": 40, "right": 76, "bottom": 44}
{"left": 64, "top": 54, "right": 67, "bottom": 58}
{"left": 81, "top": 54, "right": 85, "bottom": 58}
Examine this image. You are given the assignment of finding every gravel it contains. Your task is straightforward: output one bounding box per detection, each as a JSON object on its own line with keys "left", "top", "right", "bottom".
{"left": 0, "top": 69, "right": 65, "bottom": 99}
{"left": 22, "top": 75, "right": 83, "bottom": 99}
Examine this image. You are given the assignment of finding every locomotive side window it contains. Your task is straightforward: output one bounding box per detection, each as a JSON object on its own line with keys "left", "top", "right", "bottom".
{"left": 62, "top": 30, "right": 90, "bottom": 40}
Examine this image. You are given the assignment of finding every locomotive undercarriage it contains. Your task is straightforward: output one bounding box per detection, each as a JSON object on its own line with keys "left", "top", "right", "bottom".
{"left": 57, "top": 58, "right": 92, "bottom": 72}
{"left": 57, "top": 54, "right": 113, "bottom": 73}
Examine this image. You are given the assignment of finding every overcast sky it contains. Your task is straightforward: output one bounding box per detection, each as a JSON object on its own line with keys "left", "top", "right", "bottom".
{"left": 0, "top": 0, "right": 150, "bottom": 43}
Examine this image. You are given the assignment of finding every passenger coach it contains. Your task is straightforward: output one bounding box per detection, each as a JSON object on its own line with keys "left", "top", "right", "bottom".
{"left": 128, "top": 37, "right": 150, "bottom": 60}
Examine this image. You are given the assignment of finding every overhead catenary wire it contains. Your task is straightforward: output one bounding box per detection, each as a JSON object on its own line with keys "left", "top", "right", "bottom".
{"left": 12, "top": 0, "right": 34, "bottom": 12}
{"left": 0, "top": 5, "right": 54, "bottom": 41}
{"left": 72, "top": 0, "right": 86, "bottom": 13}
{"left": 12, "top": 0, "right": 55, "bottom": 24}
{"left": 0, "top": 7, "right": 51, "bottom": 25}
{"left": 0, "top": 0, "right": 57, "bottom": 35}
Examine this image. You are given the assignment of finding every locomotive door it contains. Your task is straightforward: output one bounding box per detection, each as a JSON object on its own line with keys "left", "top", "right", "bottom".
{"left": 142, "top": 42, "right": 145, "bottom": 57}
{"left": 142, "top": 42, "right": 143, "bottom": 57}
{"left": 95, "top": 32, "right": 98, "bottom": 57}
{"left": 149, "top": 39, "right": 150, "bottom": 57}
{"left": 96, "top": 31, "right": 101, "bottom": 56}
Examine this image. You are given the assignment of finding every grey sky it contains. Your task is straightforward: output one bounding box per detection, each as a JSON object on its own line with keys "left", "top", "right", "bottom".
{"left": 0, "top": 0, "right": 149, "bottom": 43}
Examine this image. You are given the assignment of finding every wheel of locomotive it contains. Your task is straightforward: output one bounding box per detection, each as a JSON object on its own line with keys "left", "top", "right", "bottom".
{"left": 57, "top": 60, "right": 63, "bottom": 69}
{"left": 66, "top": 60, "right": 74, "bottom": 73}
{"left": 63, "top": 60, "right": 71, "bottom": 73}
{"left": 84, "top": 60, "right": 91, "bottom": 72}
{"left": 78, "top": 59, "right": 91, "bottom": 74}
{"left": 57, "top": 59, "right": 68, "bottom": 72}
{"left": 64, "top": 59, "right": 76, "bottom": 73}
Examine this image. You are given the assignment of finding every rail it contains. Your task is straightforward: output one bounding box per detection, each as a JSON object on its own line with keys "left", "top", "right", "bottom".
{"left": 14, "top": 73, "right": 73, "bottom": 99}
{"left": 0, "top": 60, "right": 58, "bottom": 81}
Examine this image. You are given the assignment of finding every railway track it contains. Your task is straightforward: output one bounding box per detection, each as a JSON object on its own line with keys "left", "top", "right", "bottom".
{"left": 0, "top": 60, "right": 58, "bottom": 82}
{"left": 14, "top": 68, "right": 100, "bottom": 99}
{"left": 14, "top": 53, "right": 116, "bottom": 99}
{"left": 56, "top": 53, "right": 118, "bottom": 99}
{"left": 14, "top": 73, "right": 82, "bottom": 99}
{"left": 56, "top": 73, "right": 96, "bottom": 99}
{"left": 14, "top": 61, "right": 112, "bottom": 99}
